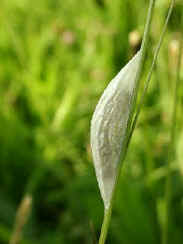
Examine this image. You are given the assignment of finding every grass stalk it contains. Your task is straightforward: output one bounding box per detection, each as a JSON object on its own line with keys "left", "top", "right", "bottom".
{"left": 9, "top": 195, "right": 32, "bottom": 244}
{"left": 98, "top": 1, "right": 156, "bottom": 243}
{"left": 128, "top": 0, "right": 175, "bottom": 145}
{"left": 162, "top": 36, "right": 182, "bottom": 244}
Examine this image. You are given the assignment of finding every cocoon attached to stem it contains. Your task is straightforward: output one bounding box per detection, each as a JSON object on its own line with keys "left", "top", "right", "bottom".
{"left": 89, "top": 0, "right": 175, "bottom": 243}
{"left": 90, "top": 50, "right": 142, "bottom": 209}
{"left": 91, "top": 0, "right": 156, "bottom": 214}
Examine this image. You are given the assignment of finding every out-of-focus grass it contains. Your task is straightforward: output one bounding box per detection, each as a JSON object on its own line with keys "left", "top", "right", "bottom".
{"left": 0, "top": 0, "right": 183, "bottom": 243}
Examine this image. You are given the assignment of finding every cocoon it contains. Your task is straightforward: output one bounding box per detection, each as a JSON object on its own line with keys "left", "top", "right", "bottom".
{"left": 91, "top": 50, "right": 142, "bottom": 209}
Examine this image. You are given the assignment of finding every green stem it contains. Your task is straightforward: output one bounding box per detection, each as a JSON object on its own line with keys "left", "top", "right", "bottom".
{"left": 128, "top": 0, "right": 175, "bottom": 146}
{"left": 98, "top": 3, "right": 156, "bottom": 243}
{"left": 9, "top": 194, "right": 32, "bottom": 244}
{"left": 135, "top": 0, "right": 156, "bottom": 92}
{"left": 162, "top": 37, "right": 182, "bottom": 244}
{"left": 98, "top": 205, "right": 112, "bottom": 244}
{"left": 128, "top": 0, "right": 156, "bottom": 129}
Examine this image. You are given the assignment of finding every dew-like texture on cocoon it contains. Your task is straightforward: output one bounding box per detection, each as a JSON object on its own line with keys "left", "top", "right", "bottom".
{"left": 90, "top": 50, "right": 142, "bottom": 209}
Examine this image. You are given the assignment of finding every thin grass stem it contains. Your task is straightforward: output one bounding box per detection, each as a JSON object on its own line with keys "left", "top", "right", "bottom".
{"left": 162, "top": 36, "right": 182, "bottom": 244}
{"left": 128, "top": 0, "right": 175, "bottom": 146}
{"left": 9, "top": 195, "right": 32, "bottom": 244}
{"left": 98, "top": 1, "right": 156, "bottom": 243}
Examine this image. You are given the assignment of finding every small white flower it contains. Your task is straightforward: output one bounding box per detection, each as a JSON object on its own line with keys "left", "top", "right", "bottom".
{"left": 90, "top": 50, "right": 142, "bottom": 209}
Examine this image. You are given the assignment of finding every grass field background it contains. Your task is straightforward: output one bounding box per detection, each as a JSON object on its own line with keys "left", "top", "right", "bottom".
{"left": 0, "top": 0, "right": 183, "bottom": 243}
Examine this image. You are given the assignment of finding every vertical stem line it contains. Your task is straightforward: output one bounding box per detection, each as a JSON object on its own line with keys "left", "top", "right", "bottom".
{"left": 129, "top": 0, "right": 156, "bottom": 126}
{"left": 98, "top": 1, "right": 156, "bottom": 243}
{"left": 9, "top": 195, "right": 32, "bottom": 244}
{"left": 135, "top": 0, "right": 156, "bottom": 91}
{"left": 162, "top": 37, "right": 182, "bottom": 244}
{"left": 98, "top": 206, "right": 112, "bottom": 244}
{"left": 128, "top": 0, "right": 175, "bottom": 146}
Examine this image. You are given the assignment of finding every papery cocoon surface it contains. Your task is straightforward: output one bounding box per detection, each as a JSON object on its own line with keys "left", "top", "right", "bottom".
{"left": 90, "top": 50, "right": 142, "bottom": 209}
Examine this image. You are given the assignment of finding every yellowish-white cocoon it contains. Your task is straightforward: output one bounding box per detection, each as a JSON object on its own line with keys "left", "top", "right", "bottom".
{"left": 90, "top": 50, "right": 142, "bottom": 209}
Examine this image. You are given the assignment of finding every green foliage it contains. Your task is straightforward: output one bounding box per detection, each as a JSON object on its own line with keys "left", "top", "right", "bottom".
{"left": 0, "top": 0, "right": 183, "bottom": 243}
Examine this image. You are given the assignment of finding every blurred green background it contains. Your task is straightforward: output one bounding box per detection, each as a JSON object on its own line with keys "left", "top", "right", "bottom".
{"left": 0, "top": 0, "right": 183, "bottom": 243}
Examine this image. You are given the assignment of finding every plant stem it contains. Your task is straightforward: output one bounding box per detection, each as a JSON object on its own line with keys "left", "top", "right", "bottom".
{"left": 135, "top": 0, "right": 156, "bottom": 93}
{"left": 98, "top": 2, "right": 156, "bottom": 243}
{"left": 162, "top": 36, "right": 182, "bottom": 244}
{"left": 128, "top": 0, "right": 175, "bottom": 146}
{"left": 9, "top": 195, "right": 32, "bottom": 244}
{"left": 98, "top": 205, "right": 112, "bottom": 244}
